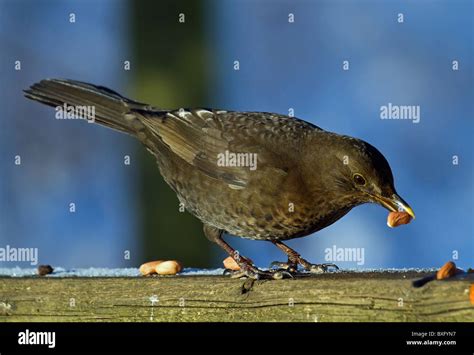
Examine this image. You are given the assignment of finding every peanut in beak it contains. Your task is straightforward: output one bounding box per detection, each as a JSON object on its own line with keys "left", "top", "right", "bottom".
{"left": 387, "top": 211, "right": 412, "bottom": 228}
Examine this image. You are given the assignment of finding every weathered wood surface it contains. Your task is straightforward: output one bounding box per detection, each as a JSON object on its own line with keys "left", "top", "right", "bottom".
{"left": 0, "top": 272, "right": 473, "bottom": 322}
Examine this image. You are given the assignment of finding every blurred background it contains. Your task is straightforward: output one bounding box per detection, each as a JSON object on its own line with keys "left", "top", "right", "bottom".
{"left": 0, "top": 0, "right": 472, "bottom": 270}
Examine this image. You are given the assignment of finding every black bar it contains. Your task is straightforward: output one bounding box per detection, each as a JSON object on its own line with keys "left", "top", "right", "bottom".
{"left": 0, "top": 322, "right": 472, "bottom": 353}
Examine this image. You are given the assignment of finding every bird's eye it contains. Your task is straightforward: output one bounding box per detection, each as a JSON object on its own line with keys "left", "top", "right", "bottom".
{"left": 353, "top": 173, "right": 366, "bottom": 186}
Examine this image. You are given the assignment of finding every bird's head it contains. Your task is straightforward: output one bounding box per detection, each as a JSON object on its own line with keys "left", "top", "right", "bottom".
{"left": 323, "top": 134, "right": 415, "bottom": 218}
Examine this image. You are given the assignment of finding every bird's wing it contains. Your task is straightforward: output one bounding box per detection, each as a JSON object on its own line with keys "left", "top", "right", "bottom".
{"left": 135, "top": 109, "right": 321, "bottom": 189}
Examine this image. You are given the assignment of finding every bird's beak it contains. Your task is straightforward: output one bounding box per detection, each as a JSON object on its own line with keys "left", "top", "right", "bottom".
{"left": 371, "top": 193, "right": 416, "bottom": 219}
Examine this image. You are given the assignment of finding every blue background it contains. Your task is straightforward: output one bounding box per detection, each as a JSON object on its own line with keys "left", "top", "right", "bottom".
{"left": 0, "top": 0, "right": 472, "bottom": 270}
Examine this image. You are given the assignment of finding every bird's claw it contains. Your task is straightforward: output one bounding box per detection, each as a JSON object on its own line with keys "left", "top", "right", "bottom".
{"left": 269, "top": 261, "right": 298, "bottom": 273}
{"left": 270, "top": 260, "right": 339, "bottom": 274}
{"left": 306, "top": 263, "right": 339, "bottom": 274}
{"left": 223, "top": 267, "right": 292, "bottom": 280}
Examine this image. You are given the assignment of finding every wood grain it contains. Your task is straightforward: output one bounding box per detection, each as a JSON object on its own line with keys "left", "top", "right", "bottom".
{"left": 0, "top": 272, "right": 473, "bottom": 322}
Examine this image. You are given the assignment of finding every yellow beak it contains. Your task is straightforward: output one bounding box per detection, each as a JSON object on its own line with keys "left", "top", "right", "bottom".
{"left": 372, "top": 193, "right": 415, "bottom": 219}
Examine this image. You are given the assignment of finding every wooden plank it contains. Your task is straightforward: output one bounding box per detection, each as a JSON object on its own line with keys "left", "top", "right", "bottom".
{"left": 0, "top": 272, "right": 473, "bottom": 322}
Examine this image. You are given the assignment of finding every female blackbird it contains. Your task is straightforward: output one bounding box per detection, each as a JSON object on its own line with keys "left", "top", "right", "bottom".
{"left": 25, "top": 79, "right": 415, "bottom": 279}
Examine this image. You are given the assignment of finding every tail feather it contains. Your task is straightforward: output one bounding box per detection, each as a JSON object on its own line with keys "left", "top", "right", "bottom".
{"left": 24, "top": 79, "right": 158, "bottom": 134}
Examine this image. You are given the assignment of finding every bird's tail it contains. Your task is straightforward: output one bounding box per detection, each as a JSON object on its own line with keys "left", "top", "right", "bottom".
{"left": 24, "top": 79, "right": 158, "bottom": 135}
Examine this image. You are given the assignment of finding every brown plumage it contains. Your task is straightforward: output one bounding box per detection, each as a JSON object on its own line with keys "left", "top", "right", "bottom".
{"left": 24, "top": 79, "right": 415, "bottom": 279}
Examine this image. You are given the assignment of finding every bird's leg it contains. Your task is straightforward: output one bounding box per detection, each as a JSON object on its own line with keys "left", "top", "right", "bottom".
{"left": 270, "top": 240, "right": 339, "bottom": 274}
{"left": 203, "top": 225, "right": 290, "bottom": 280}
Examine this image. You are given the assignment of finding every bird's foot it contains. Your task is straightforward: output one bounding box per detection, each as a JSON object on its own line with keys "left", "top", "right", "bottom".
{"left": 270, "top": 258, "right": 339, "bottom": 274}
{"left": 304, "top": 263, "right": 339, "bottom": 274}
{"left": 223, "top": 258, "right": 292, "bottom": 280}
{"left": 223, "top": 268, "right": 291, "bottom": 280}
{"left": 269, "top": 260, "right": 298, "bottom": 273}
